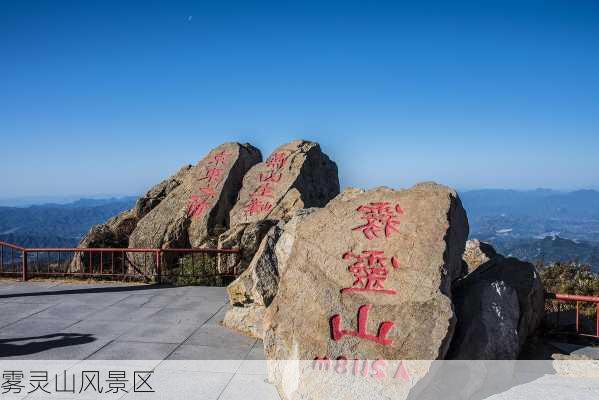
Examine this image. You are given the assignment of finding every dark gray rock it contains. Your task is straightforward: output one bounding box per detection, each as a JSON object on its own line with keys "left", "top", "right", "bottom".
{"left": 449, "top": 253, "right": 545, "bottom": 359}
{"left": 448, "top": 280, "right": 520, "bottom": 359}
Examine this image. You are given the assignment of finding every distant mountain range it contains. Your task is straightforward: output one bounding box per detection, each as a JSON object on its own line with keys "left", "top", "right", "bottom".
{"left": 459, "top": 189, "right": 599, "bottom": 271}
{"left": 492, "top": 236, "right": 599, "bottom": 270}
{"left": 1, "top": 189, "right": 598, "bottom": 270}
{"left": 460, "top": 188, "right": 599, "bottom": 220}
{"left": 461, "top": 189, "right": 599, "bottom": 243}
{"left": 0, "top": 196, "right": 136, "bottom": 247}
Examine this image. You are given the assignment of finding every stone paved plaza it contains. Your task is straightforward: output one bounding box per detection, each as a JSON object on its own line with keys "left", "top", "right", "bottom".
{"left": 1, "top": 281, "right": 598, "bottom": 400}
{"left": 0, "top": 280, "right": 278, "bottom": 399}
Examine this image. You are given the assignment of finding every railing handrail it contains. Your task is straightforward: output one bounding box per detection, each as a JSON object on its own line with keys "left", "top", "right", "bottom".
{"left": 546, "top": 293, "right": 599, "bottom": 303}
{"left": 0, "top": 241, "right": 26, "bottom": 251}
{"left": 0, "top": 240, "right": 240, "bottom": 254}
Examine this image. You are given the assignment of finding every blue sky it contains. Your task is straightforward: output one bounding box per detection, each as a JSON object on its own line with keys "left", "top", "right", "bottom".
{"left": 1, "top": 0, "right": 598, "bottom": 198}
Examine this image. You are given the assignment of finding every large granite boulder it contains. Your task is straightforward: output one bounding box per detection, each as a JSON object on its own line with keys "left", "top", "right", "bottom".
{"left": 263, "top": 183, "right": 469, "bottom": 399}
{"left": 127, "top": 143, "right": 261, "bottom": 273}
{"left": 72, "top": 165, "right": 193, "bottom": 271}
{"left": 217, "top": 140, "right": 339, "bottom": 275}
{"left": 450, "top": 253, "right": 545, "bottom": 358}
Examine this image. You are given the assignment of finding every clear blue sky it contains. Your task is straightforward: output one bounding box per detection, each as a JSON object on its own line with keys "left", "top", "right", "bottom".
{"left": 1, "top": 0, "right": 598, "bottom": 199}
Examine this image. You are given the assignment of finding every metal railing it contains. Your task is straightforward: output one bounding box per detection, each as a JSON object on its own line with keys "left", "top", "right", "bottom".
{"left": 0, "top": 240, "right": 240, "bottom": 284}
{"left": 545, "top": 293, "right": 599, "bottom": 338}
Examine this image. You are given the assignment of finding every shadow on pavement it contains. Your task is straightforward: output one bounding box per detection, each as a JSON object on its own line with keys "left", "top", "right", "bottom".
{"left": 0, "top": 333, "right": 96, "bottom": 357}
{"left": 0, "top": 284, "right": 171, "bottom": 299}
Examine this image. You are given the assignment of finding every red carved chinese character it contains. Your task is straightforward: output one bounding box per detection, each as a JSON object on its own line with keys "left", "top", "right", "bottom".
{"left": 341, "top": 250, "right": 398, "bottom": 294}
{"left": 187, "top": 195, "right": 210, "bottom": 218}
{"left": 253, "top": 182, "right": 275, "bottom": 198}
{"left": 266, "top": 152, "right": 288, "bottom": 170}
{"left": 259, "top": 170, "right": 282, "bottom": 183}
{"left": 352, "top": 202, "right": 404, "bottom": 240}
{"left": 199, "top": 167, "right": 223, "bottom": 185}
{"left": 212, "top": 150, "right": 231, "bottom": 166}
{"left": 330, "top": 304, "right": 394, "bottom": 345}
{"left": 244, "top": 197, "right": 273, "bottom": 216}
{"left": 199, "top": 186, "right": 217, "bottom": 198}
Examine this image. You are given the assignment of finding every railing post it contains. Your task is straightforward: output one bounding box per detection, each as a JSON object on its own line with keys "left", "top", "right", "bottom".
{"left": 155, "top": 250, "right": 162, "bottom": 284}
{"left": 596, "top": 303, "right": 599, "bottom": 338}
{"left": 576, "top": 301, "right": 580, "bottom": 333}
{"left": 22, "top": 250, "right": 28, "bottom": 281}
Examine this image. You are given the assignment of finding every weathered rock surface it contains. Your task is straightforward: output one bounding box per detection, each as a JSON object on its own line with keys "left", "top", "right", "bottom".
{"left": 128, "top": 142, "right": 261, "bottom": 252}
{"left": 223, "top": 221, "right": 285, "bottom": 338}
{"left": 217, "top": 220, "right": 278, "bottom": 275}
{"left": 217, "top": 140, "right": 339, "bottom": 275}
{"left": 226, "top": 222, "right": 285, "bottom": 307}
{"left": 447, "top": 280, "right": 521, "bottom": 359}
{"left": 463, "top": 239, "right": 498, "bottom": 273}
{"left": 222, "top": 305, "right": 266, "bottom": 339}
{"left": 449, "top": 244, "right": 545, "bottom": 359}
{"left": 228, "top": 140, "right": 339, "bottom": 227}
{"left": 264, "top": 183, "right": 469, "bottom": 363}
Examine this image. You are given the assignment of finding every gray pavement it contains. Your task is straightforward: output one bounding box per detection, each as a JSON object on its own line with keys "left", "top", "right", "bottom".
{"left": 1, "top": 281, "right": 598, "bottom": 400}
{"left": 0, "top": 281, "right": 279, "bottom": 400}
{"left": 0, "top": 281, "right": 258, "bottom": 361}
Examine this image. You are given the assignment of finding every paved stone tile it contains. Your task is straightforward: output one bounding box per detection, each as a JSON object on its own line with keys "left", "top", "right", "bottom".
{"left": 186, "top": 324, "right": 256, "bottom": 349}
{"left": 60, "top": 293, "right": 134, "bottom": 306}
{"left": 63, "top": 319, "right": 139, "bottom": 339}
{"left": 87, "top": 341, "right": 179, "bottom": 360}
{"left": 31, "top": 303, "right": 103, "bottom": 324}
{"left": 245, "top": 341, "right": 266, "bottom": 360}
{"left": 120, "top": 370, "right": 234, "bottom": 400}
{"left": 165, "top": 344, "right": 249, "bottom": 372}
{"left": 86, "top": 305, "right": 163, "bottom": 322}
{"left": 117, "top": 322, "right": 199, "bottom": 344}
{"left": 143, "top": 307, "right": 214, "bottom": 325}
{"left": 167, "top": 344, "right": 252, "bottom": 361}
{"left": 0, "top": 302, "right": 54, "bottom": 328}
{"left": 237, "top": 342, "right": 268, "bottom": 374}
{"left": 201, "top": 306, "right": 228, "bottom": 327}
{"left": 1, "top": 335, "right": 112, "bottom": 360}
{"left": 116, "top": 294, "right": 157, "bottom": 306}
{"left": 219, "top": 373, "right": 280, "bottom": 400}
{"left": 0, "top": 317, "right": 76, "bottom": 339}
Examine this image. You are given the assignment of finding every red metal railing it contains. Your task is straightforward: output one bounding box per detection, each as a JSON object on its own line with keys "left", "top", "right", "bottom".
{"left": 0, "top": 240, "right": 240, "bottom": 284}
{"left": 546, "top": 293, "right": 599, "bottom": 338}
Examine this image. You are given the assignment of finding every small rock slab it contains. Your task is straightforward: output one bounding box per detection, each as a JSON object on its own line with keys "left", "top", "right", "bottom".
{"left": 463, "top": 239, "right": 498, "bottom": 274}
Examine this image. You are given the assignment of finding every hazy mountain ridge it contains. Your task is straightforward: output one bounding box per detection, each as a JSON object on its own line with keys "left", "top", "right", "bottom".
{"left": 492, "top": 236, "right": 599, "bottom": 271}
{"left": 461, "top": 188, "right": 599, "bottom": 219}
{"left": 1, "top": 190, "right": 598, "bottom": 271}
{"left": 0, "top": 197, "right": 136, "bottom": 245}
{"left": 460, "top": 188, "right": 599, "bottom": 271}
